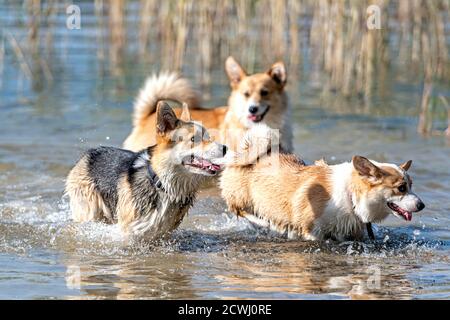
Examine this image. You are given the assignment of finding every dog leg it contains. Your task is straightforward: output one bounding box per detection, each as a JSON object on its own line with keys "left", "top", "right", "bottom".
{"left": 366, "top": 222, "right": 375, "bottom": 240}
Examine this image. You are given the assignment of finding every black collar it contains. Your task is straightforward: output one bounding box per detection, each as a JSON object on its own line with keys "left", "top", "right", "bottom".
{"left": 147, "top": 164, "right": 164, "bottom": 192}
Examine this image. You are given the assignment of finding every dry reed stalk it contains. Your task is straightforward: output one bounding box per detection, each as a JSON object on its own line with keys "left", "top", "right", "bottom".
{"left": 235, "top": 0, "right": 256, "bottom": 71}
{"left": 436, "top": 95, "right": 450, "bottom": 137}
{"left": 398, "top": 0, "right": 411, "bottom": 65}
{"left": 287, "top": 0, "right": 302, "bottom": 71}
{"left": 159, "top": 1, "right": 175, "bottom": 70}
{"left": 95, "top": 0, "right": 106, "bottom": 61}
{"left": 26, "top": 0, "right": 44, "bottom": 90}
{"left": 236, "top": 0, "right": 249, "bottom": 36}
{"left": 196, "top": 0, "right": 217, "bottom": 92}
{"left": 138, "top": 0, "right": 155, "bottom": 60}
{"left": 411, "top": 0, "right": 422, "bottom": 65}
{"left": 6, "top": 32, "right": 33, "bottom": 80}
{"left": 342, "top": 5, "right": 360, "bottom": 96}
{"left": 323, "top": 0, "right": 334, "bottom": 74}
{"left": 40, "top": 0, "right": 55, "bottom": 84}
{"left": 26, "top": 0, "right": 40, "bottom": 57}
{"left": 331, "top": 0, "right": 344, "bottom": 91}
{"left": 109, "top": 0, "right": 126, "bottom": 76}
{"left": 253, "top": 0, "right": 272, "bottom": 68}
{"left": 157, "top": 1, "right": 168, "bottom": 68}
{"left": 364, "top": 27, "right": 375, "bottom": 101}
{"left": 42, "top": 0, "right": 56, "bottom": 59}
{"left": 215, "top": 0, "right": 234, "bottom": 63}
{"left": 175, "top": 0, "right": 191, "bottom": 71}
{"left": 270, "top": 0, "right": 286, "bottom": 60}
{"left": 417, "top": 81, "right": 432, "bottom": 135}
{"left": 0, "top": 36, "right": 4, "bottom": 89}
{"left": 422, "top": 29, "right": 433, "bottom": 82}
{"left": 427, "top": 1, "right": 448, "bottom": 79}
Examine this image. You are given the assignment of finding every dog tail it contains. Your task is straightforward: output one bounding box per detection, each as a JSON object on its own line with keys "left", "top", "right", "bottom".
{"left": 228, "top": 124, "right": 281, "bottom": 166}
{"left": 132, "top": 72, "right": 201, "bottom": 126}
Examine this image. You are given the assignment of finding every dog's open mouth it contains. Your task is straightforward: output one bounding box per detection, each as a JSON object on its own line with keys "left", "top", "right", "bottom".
{"left": 182, "top": 155, "right": 222, "bottom": 175}
{"left": 387, "top": 202, "right": 412, "bottom": 221}
{"left": 248, "top": 106, "right": 270, "bottom": 123}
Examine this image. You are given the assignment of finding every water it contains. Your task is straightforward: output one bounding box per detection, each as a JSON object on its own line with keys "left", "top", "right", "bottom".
{"left": 0, "top": 2, "right": 449, "bottom": 299}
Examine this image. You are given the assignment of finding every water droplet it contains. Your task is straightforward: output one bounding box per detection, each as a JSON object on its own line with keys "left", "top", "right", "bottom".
{"left": 413, "top": 229, "right": 421, "bottom": 236}
{"left": 346, "top": 245, "right": 354, "bottom": 255}
{"left": 106, "top": 136, "right": 110, "bottom": 140}
{"left": 383, "top": 235, "right": 389, "bottom": 243}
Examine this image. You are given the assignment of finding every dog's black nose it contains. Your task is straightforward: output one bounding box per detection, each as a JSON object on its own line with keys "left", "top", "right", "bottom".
{"left": 222, "top": 144, "right": 228, "bottom": 156}
{"left": 416, "top": 201, "right": 425, "bottom": 211}
{"left": 249, "top": 106, "right": 258, "bottom": 114}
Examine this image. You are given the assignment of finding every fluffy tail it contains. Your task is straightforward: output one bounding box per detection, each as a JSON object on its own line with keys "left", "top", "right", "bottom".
{"left": 227, "top": 124, "right": 281, "bottom": 166}
{"left": 132, "top": 72, "right": 201, "bottom": 126}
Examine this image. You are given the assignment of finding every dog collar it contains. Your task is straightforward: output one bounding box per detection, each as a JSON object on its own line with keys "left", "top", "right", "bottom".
{"left": 147, "top": 165, "right": 164, "bottom": 192}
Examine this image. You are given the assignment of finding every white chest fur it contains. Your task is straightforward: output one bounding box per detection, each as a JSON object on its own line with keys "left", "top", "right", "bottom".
{"left": 312, "top": 163, "right": 365, "bottom": 240}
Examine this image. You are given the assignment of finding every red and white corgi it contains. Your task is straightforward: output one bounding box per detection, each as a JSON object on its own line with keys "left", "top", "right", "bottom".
{"left": 123, "top": 57, "right": 292, "bottom": 153}
{"left": 220, "top": 125, "right": 425, "bottom": 241}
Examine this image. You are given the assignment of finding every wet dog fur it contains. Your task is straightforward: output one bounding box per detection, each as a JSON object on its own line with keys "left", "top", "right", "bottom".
{"left": 66, "top": 102, "right": 227, "bottom": 241}
{"left": 220, "top": 126, "right": 425, "bottom": 241}
{"left": 123, "top": 56, "right": 292, "bottom": 153}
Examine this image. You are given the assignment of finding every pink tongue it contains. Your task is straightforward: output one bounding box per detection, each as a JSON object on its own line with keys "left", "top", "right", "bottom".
{"left": 201, "top": 160, "right": 220, "bottom": 171}
{"left": 404, "top": 212, "right": 412, "bottom": 221}
{"left": 201, "top": 159, "right": 211, "bottom": 168}
{"left": 192, "top": 158, "right": 221, "bottom": 171}
{"left": 248, "top": 115, "right": 258, "bottom": 121}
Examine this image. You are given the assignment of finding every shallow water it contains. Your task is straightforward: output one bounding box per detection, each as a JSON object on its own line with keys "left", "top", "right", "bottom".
{"left": 0, "top": 2, "right": 449, "bottom": 299}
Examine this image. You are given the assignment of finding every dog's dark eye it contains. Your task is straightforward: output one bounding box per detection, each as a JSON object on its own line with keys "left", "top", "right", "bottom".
{"left": 398, "top": 184, "right": 407, "bottom": 193}
{"left": 190, "top": 136, "right": 195, "bottom": 143}
{"left": 244, "top": 91, "right": 250, "bottom": 98}
{"left": 260, "top": 89, "right": 268, "bottom": 97}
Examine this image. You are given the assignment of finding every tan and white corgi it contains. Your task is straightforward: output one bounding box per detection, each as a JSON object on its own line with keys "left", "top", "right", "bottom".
{"left": 66, "top": 102, "right": 227, "bottom": 241}
{"left": 220, "top": 126, "right": 425, "bottom": 241}
{"left": 123, "top": 56, "right": 292, "bottom": 153}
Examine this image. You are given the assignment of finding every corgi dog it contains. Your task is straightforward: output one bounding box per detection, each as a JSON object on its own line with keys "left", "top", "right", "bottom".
{"left": 66, "top": 102, "right": 227, "bottom": 241}
{"left": 220, "top": 126, "right": 425, "bottom": 241}
{"left": 123, "top": 56, "right": 292, "bottom": 153}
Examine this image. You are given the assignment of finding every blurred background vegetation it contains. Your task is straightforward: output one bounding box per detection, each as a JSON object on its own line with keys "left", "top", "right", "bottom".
{"left": 1, "top": 0, "right": 449, "bottom": 136}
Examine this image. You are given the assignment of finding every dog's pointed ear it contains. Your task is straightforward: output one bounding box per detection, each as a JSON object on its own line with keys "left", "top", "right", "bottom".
{"left": 156, "top": 101, "right": 178, "bottom": 135}
{"left": 225, "top": 56, "right": 246, "bottom": 87}
{"left": 267, "top": 61, "right": 287, "bottom": 87}
{"left": 399, "top": 160, "right": 412, "bottom": 171}
{"left": 179, "top": 102, "right": 191, "bottom": 122}
{"left": 353, "top": 156, "right": 384, "bottom": 180}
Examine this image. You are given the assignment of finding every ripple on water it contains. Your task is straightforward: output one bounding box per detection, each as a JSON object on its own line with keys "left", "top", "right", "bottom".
{"left": 0, "top": 195, "right": 447, "bottom": 257}
{"left": 0, "top": 192, "right": 448, "bottom": 300}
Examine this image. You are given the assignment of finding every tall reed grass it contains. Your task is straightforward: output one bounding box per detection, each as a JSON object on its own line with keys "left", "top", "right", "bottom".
{"left": 3, "top": 0, "right": 450, "bottom": 135}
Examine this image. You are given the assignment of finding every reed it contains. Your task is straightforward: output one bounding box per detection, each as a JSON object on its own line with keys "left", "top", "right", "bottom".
{"left": 439, "top": 96, "right": 450, "bottom": 137}
{"left": 417, "top": 81, "right": 433, "bottom": 136}
{"left": 0, "top": 36, "right": 4, "bottom": 89}
{"left": 94, "top": 0, "right": 106, "bottom": 62}
{"left": 109, "top": 0, "right": 126, "bottom": 76}
{"left": 5, "top": 0, "right": 450, "bottom": 126}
